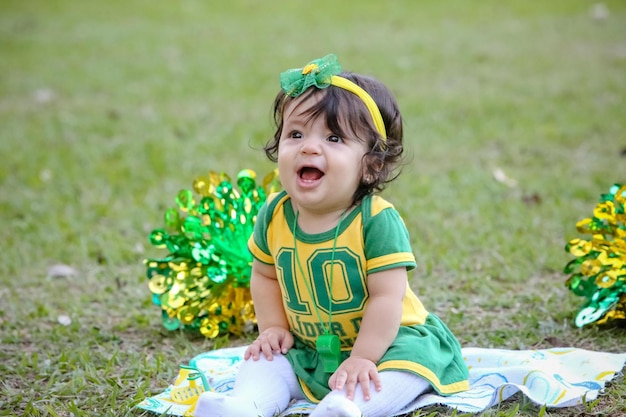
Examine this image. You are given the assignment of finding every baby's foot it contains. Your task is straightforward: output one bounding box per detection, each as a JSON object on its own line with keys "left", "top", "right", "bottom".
{"left": 194, "top": 391, "right": 260, "bottom": 417}
{"left": 310, "top": 394, "right": 361, "bottom": 417}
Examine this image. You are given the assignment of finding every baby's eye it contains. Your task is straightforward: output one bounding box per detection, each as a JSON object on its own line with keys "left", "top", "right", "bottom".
{"left": 327, "top": 135, "right": 342, "bottom": 143}
{"left": 289, "top": 131, "right": 303, "bottom": 139}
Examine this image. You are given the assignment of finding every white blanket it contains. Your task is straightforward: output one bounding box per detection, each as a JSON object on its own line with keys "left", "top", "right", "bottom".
{"left": 136, "top": 346, "right": 625, "bottom": 416}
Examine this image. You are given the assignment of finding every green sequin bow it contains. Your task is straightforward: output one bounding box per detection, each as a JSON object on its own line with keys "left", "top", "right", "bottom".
{"left": 280, "top": 54, "right": 342, "bottom": 97}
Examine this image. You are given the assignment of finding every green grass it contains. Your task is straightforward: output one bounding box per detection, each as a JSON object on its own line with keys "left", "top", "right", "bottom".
{"left": 1, "top": 0, "right": 625, "bottom": 416}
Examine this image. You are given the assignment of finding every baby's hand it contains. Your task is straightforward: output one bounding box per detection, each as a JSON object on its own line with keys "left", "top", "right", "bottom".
{"left": 329, "top": 356, "right": 381, "bottom": 401}
{"left": 244, "top": 327, "right": 294, "bottom": 361}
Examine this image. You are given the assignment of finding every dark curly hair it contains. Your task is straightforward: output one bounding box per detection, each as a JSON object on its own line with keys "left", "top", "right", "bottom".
{"left": 264, "top": 71, "right": 405, "bottom": 204}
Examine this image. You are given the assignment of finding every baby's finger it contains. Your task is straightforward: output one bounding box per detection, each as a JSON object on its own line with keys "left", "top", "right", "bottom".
{"left": 331, "top": 370, "right": 347, "bottom": 391}
{"left": 244, "top": 341, "right": 261, "bottom": 361}
{"left": 260, "top": 340, "right": 276, "bottom": 360}
{"left": 370, "top": 368, "right": 382, "bottom": 392}
{"left": 268, "top": 335, "right": 283, "bottom": 354}
{"left": 344, "top": 374, "right": 358, "bottom": 400}
{"left": 328, "top": 373, "right": 336, "bottom": 390}
{"left": 359, "top": 373, "right": 372, "bottom": 400}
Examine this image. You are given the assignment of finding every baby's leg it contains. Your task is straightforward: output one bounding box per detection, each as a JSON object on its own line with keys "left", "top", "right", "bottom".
{"left": 310, "top": 371, "right": 431, "bottom": 417}
{"left": 194, "top": 353, "right": 302, "bottom": 417}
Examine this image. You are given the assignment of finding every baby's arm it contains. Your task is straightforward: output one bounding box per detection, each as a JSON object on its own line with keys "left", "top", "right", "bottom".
{"left": 329, "top": 267, "right": 407, "bottom": 400}
{"left": 244, "top": 259, "right": 294, "bottom": 361}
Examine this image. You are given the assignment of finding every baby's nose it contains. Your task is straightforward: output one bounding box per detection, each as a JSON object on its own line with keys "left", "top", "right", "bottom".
{"left": 300, "top": 137, "right": 322, "bottom": 154}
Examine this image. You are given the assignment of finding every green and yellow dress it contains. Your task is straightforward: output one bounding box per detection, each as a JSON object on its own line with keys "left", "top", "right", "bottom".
{"left": 248, "top": 191, "right": 469, "bottom": 402}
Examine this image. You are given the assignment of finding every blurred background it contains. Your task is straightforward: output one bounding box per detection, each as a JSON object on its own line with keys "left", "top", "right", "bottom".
{"left": 0, "top": 1, "right": 624, "bottom": 415}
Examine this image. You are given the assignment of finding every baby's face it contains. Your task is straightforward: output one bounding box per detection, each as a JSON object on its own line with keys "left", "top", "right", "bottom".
{"left": 277, "top": 94, "right": 369, "bottom": 217}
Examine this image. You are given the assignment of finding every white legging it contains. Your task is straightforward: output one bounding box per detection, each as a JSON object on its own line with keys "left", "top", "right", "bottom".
{"left": 194, "top": 353, "right": 432, "bottom": 417}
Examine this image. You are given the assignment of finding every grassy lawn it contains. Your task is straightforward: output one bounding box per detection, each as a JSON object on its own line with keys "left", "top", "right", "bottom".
{"left": 1, "top": 0, "right": 624, "bottom": 416}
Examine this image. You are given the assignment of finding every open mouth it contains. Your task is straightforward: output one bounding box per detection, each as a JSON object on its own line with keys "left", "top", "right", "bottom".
{"left": 298, "top": 166, "right": 325, "bottom": 181}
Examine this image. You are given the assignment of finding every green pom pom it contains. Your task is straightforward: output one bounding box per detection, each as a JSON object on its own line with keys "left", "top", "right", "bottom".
{"left": 145, "top": 169, "right": 281, "bottom": 337}
{"left": 564, "top": 183, "right": 626, "bottom": 327}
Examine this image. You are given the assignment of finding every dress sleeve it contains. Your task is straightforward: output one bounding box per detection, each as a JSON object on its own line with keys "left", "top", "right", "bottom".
{"left": 247, "top": 192, "right": 283, "bottom": 265}
{"left": 363, "top": 203, "right": 417, "bottom": 274}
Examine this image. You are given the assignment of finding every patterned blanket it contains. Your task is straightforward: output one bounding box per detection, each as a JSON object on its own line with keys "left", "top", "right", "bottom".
{"left": 136, "top": 346, "right": 625, "bottom": 416}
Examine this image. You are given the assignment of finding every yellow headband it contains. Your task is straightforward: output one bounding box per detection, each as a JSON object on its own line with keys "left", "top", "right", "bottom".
{"left": 329, "top": 75, "right": 387, "bottom": 141}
